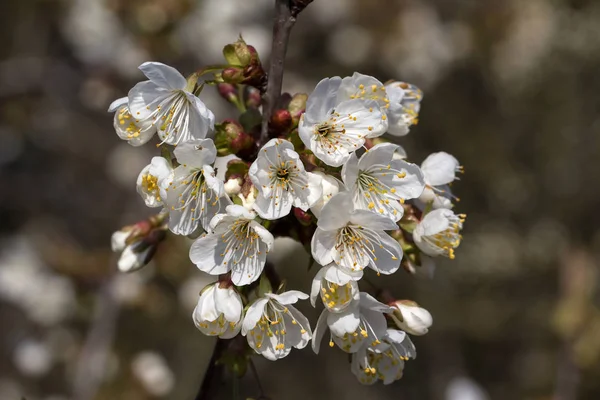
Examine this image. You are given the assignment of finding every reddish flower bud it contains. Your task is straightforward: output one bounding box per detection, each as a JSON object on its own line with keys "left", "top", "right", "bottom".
{"left": 270, "top": 109, "right": 292, "bottom": 133}
{"left": 222, "top": 66, "right": 244, "bottom": 84}
{"left": 214, "top": 120, "right": 254, "bottom": 156}
{"left": 244, "top": 86, "right": 262, "bottom": 108}
{"left": 217, "top": 83, "right": 238, "bottom": 102}
{"left": 293, "top": 207, "right": 313, "bottom": 226}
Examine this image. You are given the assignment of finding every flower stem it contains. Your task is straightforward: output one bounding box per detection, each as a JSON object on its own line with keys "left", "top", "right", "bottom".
{"left": 259, "top": 0, "right": 313, "bottom": 146}
{"left": 194, "top": 339, "right": 228, "bottom": 400}
{"left": 249, "top": 358, "right": 266, "bottom": 398}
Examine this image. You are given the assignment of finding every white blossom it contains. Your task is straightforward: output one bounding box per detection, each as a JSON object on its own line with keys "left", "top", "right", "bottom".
{"left": 310, "top": 264, "right": 361, "bottom": 313}
{"left": 311, "top": 192, "right": 403, "bottom": 278}
{"left": 193, "top": 283, "right": 243, "bottom": 339}
{"left": 249, "top": 138, "right": 322, "bottom": 220}
{"left": 309, "top": 171, "right": 343, "bottom": 219}
{"left": 189, "top": 205, "right": 274, "bottom": 286}
{"left": 312, "top": 292, "right": 391, "bottom": 354}
{"left": 342, "top": 143, "right": 425, "bottom": 221}
{"left": 128, "top": 62, "right": 215, "bottom": 145}
{"left": 390, "top": 300, "right": 433, "bottom": 336}
{"left": 384, "top": 81, "right": 423, "bottom": 136}
{"left": 336, "top": 73, "right": 390, "bottom": 112}
{"left": 242, "top": 291, "right": 312, "bottom": 360}
{"left": 299, "top": 77, "right": 387, "bottom": 167}
{"left": 419, "top": 152, "right": 462, "bottom": 208}
{"left": 165, "top": 139, "right": 231, "bottom": 235}
{"left": 136, "top": 157, "right": 173, "bottom": 208}
{"left": 351, "top": 329, "right": 416, "bottom": 385}
{"left": 413, "top": 209, "right": 465, "bottom": 259}
{"left": 108, "top": 97, "right": 156, "bottom": 146}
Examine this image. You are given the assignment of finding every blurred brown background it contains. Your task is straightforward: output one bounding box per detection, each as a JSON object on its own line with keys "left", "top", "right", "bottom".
{"left": 1, "top": 0, "right": 600, "bottom": 399}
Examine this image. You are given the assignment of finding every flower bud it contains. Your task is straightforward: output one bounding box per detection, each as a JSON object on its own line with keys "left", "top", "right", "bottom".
{"left": 111, "top": 220, "right": 152, "bottom": 252}
{"left": 288, "top": 93, "right": 307, "bottom": 125}
{"left": 293, "top": 207, "right": 313, "bottom": 226}
{"left": 193, "top": 283, "right": 243, "bottom": 339}
{"left": 117, "top": 228, "right": 166, "bottom": 273}
{"left": 223, "top": 37, "right": 259, "bottom": 67}
{"left": 237, "top": 177, "right": 258, "bottom": 212}
{"left": 244, "top": 86, "right": 261, "bottom": 108}
{"left": 214, "top": 120, "right": 254, "bottom": 156}
{"left": 112, "top": 216, "right": 167, "bottom": 273}
{"left": 225, "top": 158, "right": 250, "bottom": 181}
{"left": 222, "top": 66, "right": 245, "bottom": 84}
{"left": 217, "top": 83, "right": 238, "bottom": 103}
{"left": 389, "top": 300, "right": 433, "bottom": 336}
{"left": 224, "top": 177, "right": 243, "bottom": 196}
{"left": 270, "top": 109, "right": 292, "bottom": 133}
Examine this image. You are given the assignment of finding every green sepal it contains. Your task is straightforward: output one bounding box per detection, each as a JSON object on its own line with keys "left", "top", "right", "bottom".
{"left": 239, "top": 108, "right": 263, "bottom": 132}
{"left": 258, "top": 273, "right": 273, "bottom": 297}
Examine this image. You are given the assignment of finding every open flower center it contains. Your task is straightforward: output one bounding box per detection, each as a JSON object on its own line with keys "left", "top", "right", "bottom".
{"left": 118, "top": 107, "right": 143, "bottom": 139}
{"left": 321, "top": 280, "right": 354, "bottom": 311}
{"left": 219, "top": 219, "right": 261, "bottom": 266}
{"left": 141, "top": 173, "right": 161, "bottom": 201}
{"left": 422, "top": 214, "right": 465, "bottom": 259}
{"left": 335, "top": 225, "right": 398, "bottom": 273}
{"left": 354, "top": 166, "right": 407, "bottom": 217}
{"left": 250, "top": 301, "right": 308, "bottom": 351}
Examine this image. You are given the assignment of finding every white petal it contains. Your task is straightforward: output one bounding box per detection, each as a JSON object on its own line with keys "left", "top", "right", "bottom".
{"left": 311, "top": 228, "right": 336, "bottom": 266}
{"left": 300, "top": 172, "right": 323, "bottom": 209}
{"left": 173, "top": 139, "right": 217, "bottom": 168}
{"left": 317, "top": 191, "right": 352, "bottom": 231}
{"left": 310, "top": 268, "right": 326, "bottom": 307}
{"left": 370, "top": 233, "right": 403, "bottom": 275}
{"left": 229, "top": 246, "right": 267, "bottom": 286}
{"left": 359, "top": 292, "right": 393, "bottom": 313}
{"left": 323, "top": 264, "right": 358, "bottom": 285}
{"left": 327, "top": 305, "right": 360, "bottom": 336}
{"left": 139, "top": 61, "right": 187, "bottom": 90}
{"left": 108, "top": 96, "right": 128, "bottom": 112}
{"left": 286, "top": 306, "right": 312, "bottom": 349}
{"left": 226, "top": 204, "right": 255, "bottom": 219}
{"left": 214, "top": 287, "right": 243, "bottom": 322}
{"left": 111, "top": 230, "right": 130, "bottom": 252}
{"left": 357, "top": 143, "right": 398, "bottom": 170}
{"left": 311, "top": 310, "right": 329, "bottom": 354}
{"left": 242, "top": 298, "right": 269, "bottom": 335}
{"left": 341, "top": 152, "right": 359, "bottom": 188}
{"left": 305, "top": 77, "right": 342, "bottom": 123}
{"left": 253, "top": 190, "right": 293, "bottom": 220}
{"left": 335, "top": 99, "right": 387, "bottom": 139}
{"left": 421, "top": 152, "right": 460, "bottom": 186}
{"left": 250, "top": 221, "right": 274, "bottom": 251}
{"left": 349, "top": 210, "right": 398, "bottom": 231}
{"left": 266, "top": 290, "right": 308, "bottom": 305}
{"left": 127, "top": 80, "right": 169, "bottom": 120}
{"left": 118, "top": 245, "right": 150, "bottom": 272}
{"left": 189, "top": 235, "right": 230, "bottom": 275}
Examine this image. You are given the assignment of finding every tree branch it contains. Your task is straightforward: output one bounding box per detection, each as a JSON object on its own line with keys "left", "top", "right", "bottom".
{"left": 259, "top": 0, "right": 313, "bottom": 145}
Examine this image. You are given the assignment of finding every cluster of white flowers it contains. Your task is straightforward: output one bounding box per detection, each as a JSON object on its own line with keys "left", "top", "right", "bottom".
{"left": 110, "top": 60, "right": 465, "bottom": 385}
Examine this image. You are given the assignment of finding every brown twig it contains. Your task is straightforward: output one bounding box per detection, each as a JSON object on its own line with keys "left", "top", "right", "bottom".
{"left": 259, "top": 0, "right": 313, "bottom": 146}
